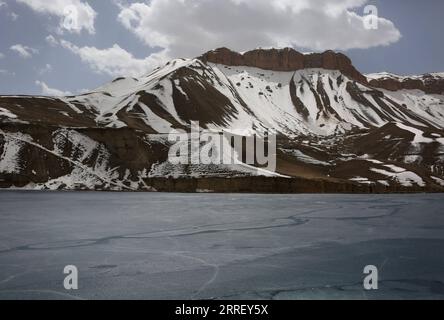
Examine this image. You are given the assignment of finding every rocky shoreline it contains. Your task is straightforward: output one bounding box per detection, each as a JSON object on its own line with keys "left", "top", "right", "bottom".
{"left": 2, "top": 176, "right": 442, "bottom": 194}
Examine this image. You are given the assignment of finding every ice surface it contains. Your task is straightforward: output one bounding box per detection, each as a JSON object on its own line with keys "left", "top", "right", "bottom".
{"left": 0, "top": 192, "right": 444, "bottom": 300}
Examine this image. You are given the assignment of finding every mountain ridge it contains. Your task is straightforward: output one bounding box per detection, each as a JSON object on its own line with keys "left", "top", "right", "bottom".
{"left": 199, "top": 47, "right": 444, "bottom": 94}
{"left": 199, "top": 47, "right": 368, "bottom": 83}
{"left": 1, "top": 48, "right": 444, "bottom": 192}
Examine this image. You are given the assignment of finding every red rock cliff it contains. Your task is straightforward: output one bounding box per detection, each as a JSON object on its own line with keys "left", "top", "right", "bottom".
{"left": 199, "top": 47, "right": 368, "bottom": 84}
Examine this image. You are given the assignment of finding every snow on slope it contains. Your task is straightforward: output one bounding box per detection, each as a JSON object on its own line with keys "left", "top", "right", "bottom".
{"left": 0, "top": 128, "right": 140, "bottom": 191}
{"left": 210, "top": 64, "right": 304, "bottom": 135}
{"left": 395, "top": 123, "right": 434, "bottom": 144}
{"left": 209, "top": 65, "right": 444, "bottom": 136}
{"left": 66, "top": 58, "right": 196, "bottom": 129}
{"left": 380, "top": 89, "right": 444, "bottom": 129}
{"left": 55, "top": 59, "right": 444, "bottom": 139}
{"left": 371, "top": 167, "right": 425, "bottom": 187}
{"left": 0, "top": 107, "right": 18, "bottom": 119}
{"left": 366, "top": 72, "right": 444, "bottom": 81}
{"left": 208, "top": 66, "right": 364, "bottom": 135}
{"left": 0, "top": 133, "right": 25, "bottom": 173}
{"left": 2, "top": 51, "right": 444, "bottom": 191}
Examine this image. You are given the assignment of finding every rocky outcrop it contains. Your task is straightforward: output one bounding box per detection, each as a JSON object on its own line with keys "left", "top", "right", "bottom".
{"left": 369, "top": 74, "right": 444, "bottom": 94}
{"left": 199, "top": 47, "right": 368, "bottom": 84}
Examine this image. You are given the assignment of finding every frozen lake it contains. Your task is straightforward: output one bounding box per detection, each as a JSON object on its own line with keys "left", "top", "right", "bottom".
{"left": 0, "top": 191, "right": 444, "bottom": 300}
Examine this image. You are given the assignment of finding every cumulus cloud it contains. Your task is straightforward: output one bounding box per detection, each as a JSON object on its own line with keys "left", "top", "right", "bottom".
{"left": 16, "top": 0, "right": 96, "bottom": 34}
{"left": 59, "top": 39, "right": 167, "bottom": 77}
{"left": 10, "top": 44, "right": 39, "bottom": 59}
{"left": 117, "top": 0, "right": 401, "bottom": 60}
{"left": 35, "top": 80, "right": 72, "bottom": 96}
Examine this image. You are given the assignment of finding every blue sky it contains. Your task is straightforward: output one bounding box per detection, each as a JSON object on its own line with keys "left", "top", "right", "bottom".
{"left": 0, "top": 0, "right": 443, "bottom": 96}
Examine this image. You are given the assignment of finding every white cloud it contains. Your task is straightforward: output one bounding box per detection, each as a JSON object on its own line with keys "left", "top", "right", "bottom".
{"left": 45, "top": 35, "right": 58, "bottom": 47}
{"left": 59, "top": 39, "right": 167, "bottom": 77}
{"left": 16, "top": 0, "right": 96, "bottom": 34}
{"left": 0, "top": 1, "right": 19, "bottom": 20}
{"left": 0, "top": 53, "right": 4, "bottom": 59}
{"left": 9, "top": 12, "right": 19, "bottom": 21}
{"left": 0, "top": 69, "right": 16, "bottom": 76}
{"left": 10, "top": 44, "right": 39, "bottom": 59}
{"left": 117, "top": 0, "right": 401, "bottom": 60}
{"left": 35, "top": 80, "right": 72, "bottom": 96}
{"left": 37, "top": 63, "right": 53, "bottom": 75}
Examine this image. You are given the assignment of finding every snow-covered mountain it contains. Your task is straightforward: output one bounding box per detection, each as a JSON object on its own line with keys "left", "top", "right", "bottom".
{"left": 1, "top": 47, "right": 444, "bottom": 192}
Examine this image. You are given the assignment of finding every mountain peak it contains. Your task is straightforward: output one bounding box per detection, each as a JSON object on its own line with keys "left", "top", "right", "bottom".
{"left": 199, "top": 47, "right": 368, "bottom": 83}
{"left": 2, "top": 46, "right": 444, "bottom": 191}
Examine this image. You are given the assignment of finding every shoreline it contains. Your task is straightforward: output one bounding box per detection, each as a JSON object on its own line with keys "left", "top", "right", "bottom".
{"left": 1, "top": 176, "right": 443, "bottom": 194}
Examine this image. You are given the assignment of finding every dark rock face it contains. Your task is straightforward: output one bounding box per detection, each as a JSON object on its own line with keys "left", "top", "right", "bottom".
{"left": 199, "top": 47, "right": 368, "bottom": 84}
{"left": 369, "top": 74, "right": 444, "bottom": 94}
{"left": 0, "top": 123, "right": 169, "bottom": 190}
{"left": 170, "top": 67, "right": 239, "bottom": 128}
{"left": 143, "top": 176, "right": 444, "bottom": 193}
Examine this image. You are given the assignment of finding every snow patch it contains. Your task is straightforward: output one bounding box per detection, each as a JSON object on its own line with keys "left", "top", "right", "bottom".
{"left": 396, "top": 123, "right": 433, "bottom": 144}
{"left": 431, "top": 176, "right": 444, "bottom": 187}
{"left": 281, "top": 148, "right": 331, "bottom": 166}
{"left": 0, "top": 133, "right": 24, "bottom": 173}
{"left": 350, "top": 177, "right": 373, "bottom": 185}
{"left": 371, "top": 168, "right": 425, "bottom": 187}
{"left": 0, "top": 108, "right": 17, "bottom": 119}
